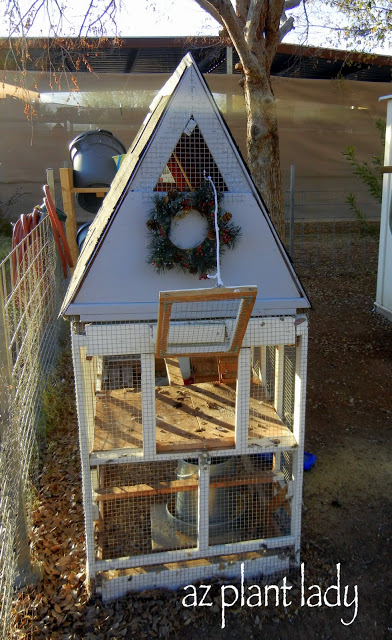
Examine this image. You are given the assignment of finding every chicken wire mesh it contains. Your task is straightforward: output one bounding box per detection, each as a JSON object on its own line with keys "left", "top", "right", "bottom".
{"left": 93, "top": 354, "right": 143, "bottom": 452}
{"left": 155, "top": 122, "right": 228, "bottom": 193}
{"left": 0, "top": 215, "right": 65, "bottom": 640}
{"left": 206, "top": 453, "right": 292, "bottom": 546}
{"left": 93, "top": 453, "right": 293, "bottom": 562}
{"left": 96, "top": 460, "right": 197, "bottom": 561}
{"left": 72, "top": 313, "right": 306, "bottom": 598}
{"left": 248, "top": 341, "right": 296, "bottom": 446}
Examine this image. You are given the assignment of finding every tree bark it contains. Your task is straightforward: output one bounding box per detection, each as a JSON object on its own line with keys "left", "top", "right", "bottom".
{"left": 194, "top": 0, "right": 297, "bottom": 240}
{"left": 243, "top": 72, "right": 284, "bottom": 239}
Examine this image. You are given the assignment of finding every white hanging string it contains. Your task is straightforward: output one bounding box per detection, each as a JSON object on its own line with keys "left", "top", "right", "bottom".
{"left": 204, "top": 173, "right": 223, "bottom": 287}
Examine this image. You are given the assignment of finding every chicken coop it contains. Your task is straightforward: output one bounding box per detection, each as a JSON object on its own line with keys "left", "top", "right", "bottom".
{"left": 60, "top": 53, "right": 310, "bottom": 600}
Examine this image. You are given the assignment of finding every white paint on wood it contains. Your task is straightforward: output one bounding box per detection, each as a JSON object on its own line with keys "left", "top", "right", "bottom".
{"left": 376, "top": 96, "right": 392, "bottom": 319}
{"left": 274, "top": 345, "right": 285, "bottom": 418}
{"left": 89, "top": 439, "right": 299, "bottom": 466}
{"left": 169, "top": 208, "right": 209, "bottom": 249}
{"left": 94, "top": 534, "right": 295, "bottom": 574}
{"left": 198, "top": 456, "right": 210, "bottom": 553}
{"left": 141, "top": 353, "right": 156, "bottom": 458}
{"left": 73, "top": 191, "right": 307, "bottom": 315}
{"left": 61, "top": 55, "right": 309, "bottom": 318}
{"left": 71, "top": 334, "right": 96, "bottom": 588}
{"left": 85, "top": 322, "right": 154, "bottom": 356}
{"left": 235, "top": 348, "right": 251, "bottom": 453}
{"left": 99, "top": 553, "right": 290, "bottom": 601}
{"left": 291, "top": 324, "right": 308, "bottom": 557}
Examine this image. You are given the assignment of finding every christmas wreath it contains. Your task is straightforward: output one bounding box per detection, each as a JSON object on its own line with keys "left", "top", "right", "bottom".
{"left": 146, "top": 181, "right": 241, "bottom": 278}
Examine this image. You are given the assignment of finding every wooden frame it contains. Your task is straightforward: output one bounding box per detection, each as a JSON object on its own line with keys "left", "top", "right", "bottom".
{"left": 70, "top": 313, "right": 307, "bottom": 596}
{"left": 59, "top": 167, "right": 110, "bottom": 272}
{"left": 98, "top": 552, "right": 291, "bottom": 601}
{"left": 95, "top": 469, "right": 286, "bottom": 501}
{"left": 155, "top": 286, "right": 257, "bottom": 358}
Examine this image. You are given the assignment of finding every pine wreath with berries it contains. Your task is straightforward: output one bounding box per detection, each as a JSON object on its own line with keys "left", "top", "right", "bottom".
{"left": 146, "top": 182, "right": 241, "bottom": 278}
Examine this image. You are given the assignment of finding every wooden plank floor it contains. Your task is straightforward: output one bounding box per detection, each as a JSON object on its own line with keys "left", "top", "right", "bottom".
{"left": 93, "top": 381, "right": 296, "bottom": 453}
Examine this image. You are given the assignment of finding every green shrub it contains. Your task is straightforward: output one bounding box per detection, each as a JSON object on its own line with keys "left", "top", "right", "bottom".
{"left": 342, "top": 118, "right": 385, "bottom": 237}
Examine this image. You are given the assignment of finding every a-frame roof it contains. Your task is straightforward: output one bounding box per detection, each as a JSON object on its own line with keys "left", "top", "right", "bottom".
{"left": 60, "top": 53, "right": 310, "bottom": 320}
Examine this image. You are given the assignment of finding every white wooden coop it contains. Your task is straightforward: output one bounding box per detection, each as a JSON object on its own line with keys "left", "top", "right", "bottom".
{"left": 376, "top": 94, "right": 392, "bottom": 321}
{"left": 60, "top": 53, "right": 310, "bottom": 601}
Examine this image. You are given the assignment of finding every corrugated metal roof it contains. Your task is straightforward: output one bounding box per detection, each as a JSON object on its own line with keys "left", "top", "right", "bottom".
{"left": 2, "top": 37, "right": 390, "bottom": 81}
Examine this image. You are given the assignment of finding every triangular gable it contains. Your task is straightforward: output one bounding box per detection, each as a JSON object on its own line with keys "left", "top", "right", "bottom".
{"left": 155, "top": 122, "right": 228, "bottom": 192}
{"left": 60, "top": 53, "right": 310, "bottom": 320}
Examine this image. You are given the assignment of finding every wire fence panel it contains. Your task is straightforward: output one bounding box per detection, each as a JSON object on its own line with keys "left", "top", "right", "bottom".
{"left": 0, "top": 215, "right": 65, "bottom": 640}
{"left": 284, "top": 218, "right": 380, "bottom": 269}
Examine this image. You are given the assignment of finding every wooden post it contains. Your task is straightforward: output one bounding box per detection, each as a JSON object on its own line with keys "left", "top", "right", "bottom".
{"left": 198, "top": 453, "right": 210, "bottom": 553}
{"left": 235, "top": 347, "right": 251, "bottom": 452}
{"left": 291, "top": 321, "right": 308, "bottom": 563}
{"left": 289, "top": 164, "right": 295, "bottom": 259}
{"left": 59, "top": 167, "right": 79, "bottom": 272}
{"left": 46, "top": 168, "right": 56, "bottom": 204}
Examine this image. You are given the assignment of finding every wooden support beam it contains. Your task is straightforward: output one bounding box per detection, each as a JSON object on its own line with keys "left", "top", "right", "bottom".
{"left": 46, "top": 168, "right": 56, "bottom": 203}
{"left": 59, "top": 167, "right": 79, "bottom": 272}
{"left": 156, "top": 437, "right": 234, "bottom": 453}
{"left": 71, "top": 187, "right": 109, "bottom": 193}
{"left": 95, "top": 470, "right": 278, "bottom": 502}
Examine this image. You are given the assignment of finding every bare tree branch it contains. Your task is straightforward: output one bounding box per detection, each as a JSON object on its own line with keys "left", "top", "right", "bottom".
{"left": 84, "top": 1, "right": 117, "bottom": 37}
{"left": 236, "top": 0, "right": 251, "bottom": 27}
{"left": 279, "top": 14, "right": 295, "bottom": 41}
{"left": 78, "top": 0, "right": 95, "bottom": 38}
{"left": 265, "top": 0, "right": 285, "bottom": 66}
{"left": 192, "top": 0, "right": 224, "bottom": 26}
{"left": 194, "top": 0, "right": 259, "bottom": 73}
{"left": 245, "top": 0, "right": 266, "bottom": 49}
{"left": 284, "top": 0, "right": 301, "bottom": 10}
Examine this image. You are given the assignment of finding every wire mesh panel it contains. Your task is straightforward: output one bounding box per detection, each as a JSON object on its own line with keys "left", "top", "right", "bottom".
{"left": 283, "top": 345, "right": 296, "bottom": 431}
{"left": 155, "top": 358, "right": 236, "bottom": 453}
{"left": 207, "top": 454, "right": 292, "bottom": 547}
{"left": 72, "top": 315, "right": 307, "bottom": 599}
{"left": 95, "top": 460, "right": 198, "bottom": 560}
{"left": 248, "top": 344, "right": 296, "bottom": 448}
{"left": 0, "top": 215, "right": 65, "bottom": 640}
{"left": 78, "top": 352, "right": 144, "bottom": 454}
{"left": 155, "top": 122, "right": 228, "bottom": 193}
{"left": 265, "top": 345, "right": 276, "bottom": 399}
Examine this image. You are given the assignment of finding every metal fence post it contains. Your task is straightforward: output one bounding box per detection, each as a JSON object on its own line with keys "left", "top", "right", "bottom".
{"left": 289, "top": 164, "right": 295, "bottom": 259}
{"left": 0, "top": 274, "right": 11, "bottom": 442}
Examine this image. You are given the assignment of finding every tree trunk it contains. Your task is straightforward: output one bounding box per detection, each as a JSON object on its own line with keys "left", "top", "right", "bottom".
{"left": 243, "top": 73, "right": 285, "bottom": 240}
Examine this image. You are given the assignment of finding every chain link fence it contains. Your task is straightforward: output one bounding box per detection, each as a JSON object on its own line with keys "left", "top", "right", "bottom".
{"left": 0, "top": 215, "right": 65, "bottom": 640}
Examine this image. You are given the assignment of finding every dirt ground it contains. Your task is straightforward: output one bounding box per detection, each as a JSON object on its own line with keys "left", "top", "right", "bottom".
{"left": 10, "top": 246, "right": 392, "bottom": 640}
